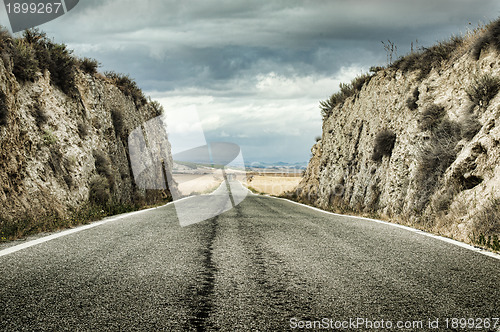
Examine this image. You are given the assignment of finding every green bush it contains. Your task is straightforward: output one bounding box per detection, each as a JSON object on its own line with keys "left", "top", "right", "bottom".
{"left": 472, "top": 19, "right": 500, "bottom": 60}
{"left": 46, "top": 42, "right": 78, "bottom": 96}
{"left": 372, "top": 129, "right": 396, "bottom": 162}
{"left": 466, "top": 74, "right": 500, "bottom": 108}
{"left": 419, "top": 104, "right": 445, "bottom": 131}
{"left": 42, "top": 129, "right": 57, "bottom": 145}
{"left": 351, "top": 73, "right": 373, "bottom": 91}
{"left": 7, "top": 29, "right": 80, "bottom": 97}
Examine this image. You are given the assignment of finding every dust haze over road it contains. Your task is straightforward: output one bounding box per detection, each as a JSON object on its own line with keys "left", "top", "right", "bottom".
{"left": 0, "top": 182, "right": 499, "bottom": 331}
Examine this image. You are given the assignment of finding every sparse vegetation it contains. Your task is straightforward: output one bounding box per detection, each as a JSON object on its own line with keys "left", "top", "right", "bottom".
{"left": 320, "top": 73, "right": 373, "bottom": 119}
{"left": 77, "top": 121, "right": 89, "bottom": 139}
{"left": 63, "top": 174, "right": 74, "bottom": 189}
{"left": 471, "top": 198, "right": 500, "bottom": 251}
{"left": 372, "top": 130, "right": 396, "bottom": 162}
{"left": 419, "top": 104, "right": 445, "bottom": 131}
{"left": 33, "top": 102, "right": 48, "bottom": 126}
{"left": 471, "top": 19, "right": 500, "bottom": 60}
{"left": 78, "top": 57, "right": 100, "bottom": 75}
{"left": 105, "top": 71, "right": 147, "bottom": 106}
{"left": 111, "top": 108, "right": 125, "bottom": 137}
{"left": 89, "top": 175, "right": 111, "bottom": 206}
{"left": 93, "top": 150, "right": 114, "bottom": 191}
{"left": 460, "top": 114, "right": 482, "bottom": 140}
{"left": 415, "top": 115, "right": 461, "bottom": 211}
{"left": 381, "top": 40, "right": 397, "bottom": 65}
{"left": 42, "top": 129, "right": 57, "bottom": 145}
{"left": 0, "top": 201, "right": 140, "bottom": 241}
{"left": 94, "top": 150, "right": 112, "bottom": 177}
{"left": 391, "top": 36, "right": 464, "bottom": 79}
{"left": 11, "top": 39, "right": 39, "bottom": 82}
{"left": 466, "top": 74, "right": 500, "bottom": 108}
{"left": 149, "top": 100, "right": 164, "bottom": 117}
{"left": 0, "top": 90, "right": 7, "bottom": 126}
{"left": 406, "top": 87, "right": 419, "bottom": 110}
{"left": 5, "top": 29, "right": 80, "bottom": 97}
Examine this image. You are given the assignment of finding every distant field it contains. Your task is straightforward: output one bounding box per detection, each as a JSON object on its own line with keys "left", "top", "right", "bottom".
{"left": 175, "top": 173, "right": 224, "bottom": 196}
{"left": 246, "top": 172, "right": 302, "bottom": 196}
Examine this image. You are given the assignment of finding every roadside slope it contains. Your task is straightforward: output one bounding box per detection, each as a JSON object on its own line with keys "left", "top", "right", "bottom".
{"left": 296, "top": 20, "right": 500, "bottom": 250}
{"left": 0, "top": 30, "right": 176, "bottom": 239}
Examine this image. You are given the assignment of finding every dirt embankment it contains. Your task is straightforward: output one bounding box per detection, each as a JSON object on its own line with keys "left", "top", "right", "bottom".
{"left": 0, "top": 31, "right": 176, "bottom": 239}
{"left": 296, "top": 21, "right": 500, "bottom": 250}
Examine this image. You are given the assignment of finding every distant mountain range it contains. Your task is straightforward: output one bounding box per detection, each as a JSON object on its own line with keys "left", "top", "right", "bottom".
{"left": 245, "top": 161, "right": 308, "bottom": 169}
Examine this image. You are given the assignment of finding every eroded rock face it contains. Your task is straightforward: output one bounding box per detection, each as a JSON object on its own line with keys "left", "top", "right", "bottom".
{"left": 0, "top": 58, "right": 175, "bottom": 222}
{"left": 297, "top": 45, "right": 500, "bottom": 244}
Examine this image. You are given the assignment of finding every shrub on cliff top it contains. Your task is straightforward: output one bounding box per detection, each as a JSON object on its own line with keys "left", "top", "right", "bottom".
{"left": 391, "top": 36, "right": 463, "bottom": 79}
{"left": 419, "top": 104, "right": 445, "bottom": 131}
{"left": 10, "top": 29, "right": 78, "bottom": 97}
{"left": 320, "top": 73, "right": 373, "bottom": 120}
{"left": 11, "top": 39, "right": 38, "bottom": 82}
{"left": 105, "top": 71, "right": 147, "bottom": 107}
{"left": 472, "top": 19, "right": 500, "bottom": 60}
{"left": 79, "top": 57, "right": 100, "bottom": 75}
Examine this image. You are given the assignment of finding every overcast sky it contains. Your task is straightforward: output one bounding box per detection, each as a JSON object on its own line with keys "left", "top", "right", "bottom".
{"left": 2, "top": 0, "right": 500, "bottom": 163}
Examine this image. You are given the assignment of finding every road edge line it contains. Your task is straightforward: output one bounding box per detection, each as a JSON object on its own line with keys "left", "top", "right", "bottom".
{"left": 0, "top": 182, "right": 233, "bottom": 258}
{"left": 0, "top": 201, "right": 176, "bottom": 258}
{"left": 259, "top": 192, "right": 500, "bottom": 261}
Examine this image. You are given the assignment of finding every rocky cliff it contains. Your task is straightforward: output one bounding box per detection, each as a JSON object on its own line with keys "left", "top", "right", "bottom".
{"left": 0, "top": 30, "right": 176, "bottom": 239}
{"left": 297, "top": 21, "right": 500, "bottom": 249}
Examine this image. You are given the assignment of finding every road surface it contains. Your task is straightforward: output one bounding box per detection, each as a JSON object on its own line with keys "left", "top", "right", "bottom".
{"left": 1, "top": 184, "right": 499, "bottom": 331}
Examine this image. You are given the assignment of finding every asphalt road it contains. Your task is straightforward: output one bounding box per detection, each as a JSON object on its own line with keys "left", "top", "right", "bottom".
{"left": 1, "top": 185, "right": 499, "bottom": 331}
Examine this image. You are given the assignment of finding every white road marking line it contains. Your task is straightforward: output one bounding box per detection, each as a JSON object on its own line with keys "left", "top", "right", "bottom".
{"left": 0, "top": 186, "right": 225, "bottom": 258}
{"left": 0, "top": 203, "right": 176, "bottom": 258}
{"left": 3, "top": 183, "right": 498, "bottom": 261}
{"left": 269, "top": 194, "right": 500, "bottom": 261}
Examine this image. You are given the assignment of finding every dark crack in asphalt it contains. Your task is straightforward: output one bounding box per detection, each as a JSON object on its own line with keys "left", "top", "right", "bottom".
{"left": 188, "top": 216, "right": 219, "bottom": 332}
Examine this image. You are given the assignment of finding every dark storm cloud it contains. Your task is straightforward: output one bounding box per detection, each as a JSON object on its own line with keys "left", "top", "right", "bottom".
{"left": 27, "top": 0, "right": 500, "bottom": 162}
{"left": 44, "top": 0, "right": 500, "bottom": 86}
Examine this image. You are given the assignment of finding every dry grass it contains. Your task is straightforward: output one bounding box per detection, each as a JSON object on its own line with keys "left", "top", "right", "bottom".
{"left": 174, "top": 173, "right": 224, "bottom": 196}
{"left": 247, "top": 173, "right": 302, "bottom": 196}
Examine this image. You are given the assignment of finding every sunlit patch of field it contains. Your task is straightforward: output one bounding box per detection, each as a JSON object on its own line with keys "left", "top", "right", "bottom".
{"left": 246, "top": 172, "right": 302, "bottom": 196}
{"left": 174, "top": 172, "right": 225, "bottom": 196}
